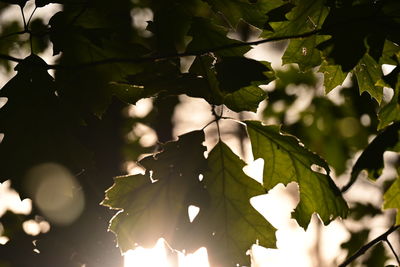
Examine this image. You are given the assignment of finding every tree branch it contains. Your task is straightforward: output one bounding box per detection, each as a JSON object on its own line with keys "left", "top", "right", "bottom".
{"left": 45, "top": 29, "right": 320, "bottom": 70}
{"left": 339, "top": 225, "right": 400, "bottom": 267}
{"left": 0, "top": 53, "right": 24, "bottom": 63}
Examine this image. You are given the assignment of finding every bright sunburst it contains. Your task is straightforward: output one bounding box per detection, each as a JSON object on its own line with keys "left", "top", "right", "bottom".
{"left": 124, "top": 238, "right": 210, "bottom": 267}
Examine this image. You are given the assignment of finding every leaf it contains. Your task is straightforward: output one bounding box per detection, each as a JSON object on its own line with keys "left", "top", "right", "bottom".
{"left": 188, "top": 55, "right": 270, "bottom": 112}
{"left": 215, "top": 57, "right": 273, "bottom": 93}
{"left": 49, "top": 5, "right": 146, "bottom": 116}
{"left": 147, "top": 0, "right": 209, "bottom": 53}
{"left": 263, "top": 0, "right": 329, "bottom": 37}
{"left": 353, "top": 54, "right": 384, "bottom": 104}
{"left": 191, "top": 142, "right": 276, "bottom": 267}
{"left": 282, "top": 35, "right": 330, "bottom": 71}
{"left": 186, "top": 17, "right": 251, "bottom": 57}
{"left": 102, "top": 131, "right": 208, "bottom": 252}
{"left": 0, "top": 55, "right": 91, "bottom": 193}
{"left": 318, "top": 61, "right": 348, "bottom": 93}
{"left": 115, "top": 61, "right": 207, "bottom": 105}
{"left": 317, "top": 2, "right": 399, "bottom": 71}
{"left": 224, "top": 85, "right": 267, "bottom": 113}
{"left": 343, "top": 122, "right": 400, "bottom": 192}
{"left": 383, "top": 177, "right": 400, "bottom": 225}
{"left": 245, "top": 121, "right": 348, "bottom": 228}
{"left": 378, "top": 70, "right": 400, "bottom": 130}
{"left": 203, "top": 0, "right": 284, "bottom": 28}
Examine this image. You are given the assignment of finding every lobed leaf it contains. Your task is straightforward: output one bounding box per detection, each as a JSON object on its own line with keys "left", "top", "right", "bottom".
{"left": 263, "top": 0, "right": 328, "bottom": 37}
{"left": 343, "top": 122, "right": 400, "bottom": 192}
{"left": 245, "top": 120, "right": 348, "bottom": 228}
{"left": 318, "top": 61, "right": 348, "bottom": 93}
{"left": 102, "top": 130, "right": 208, "bottom": 252}
{"left": 191, "top": 142, "right": 276, "bottom": 267}
{"left": 383, "top": 177, "right": 400, "bottom": 225}
{"left": 353, "top": 54, "right": 384, "bottom": 104}
{"left": 282, "top": 35, "right": 330, "bottom": 71}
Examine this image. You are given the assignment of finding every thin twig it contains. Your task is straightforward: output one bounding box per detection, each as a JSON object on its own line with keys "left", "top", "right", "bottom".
{"left": 0, "top": 53, "right": 24, "bottom": 63}
{"left": 0, "top": 30, "right": 28, "bottom": 40}
{"left": 45, "top": 29, "right": 321, "bottom": 70}
{"left": 19, "top": 6, "right": 27, "bottom": 31}
{"left": 339, "top": 225, "right": 400, "bottom": 267}
{"left": 384, "top": 237, "right": 400, "bottom": 265}
{"left": 27, "top": 6, "right": 38, "bottom": 27}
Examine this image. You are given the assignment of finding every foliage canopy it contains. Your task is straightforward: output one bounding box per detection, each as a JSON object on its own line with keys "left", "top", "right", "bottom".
{"left": 0, "top": 0, "right": 399, "bottom": 266}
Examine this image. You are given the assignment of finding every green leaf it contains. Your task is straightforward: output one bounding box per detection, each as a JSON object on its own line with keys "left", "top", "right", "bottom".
{"left": 186, "top": 17, "right": 251, "bottom": 57}
{"left": 102, "top": 130, "right": 208, "bottom": 252}
{"left": 383, "top": 177, "right": 400, "bottom": 225}
{"left": 224, "top": 86, "right": 267, "bottom": 113}
{"left": 343, "top": 122, "right": 400, "bottom": 192}
{"left": 318, "top": 61, "right": 348, "bottom": 93}
{"left": 191, "top": 142, "right": 276, "bottom": 267}
{"left": 245, "top": 121, "right": 348, "bottom": 228}
{"left": 377, "top": 67, "right": 400, "bottom": 129}
{"left": 282, "top": 35, "right": 330, "bottom": 71}
{"left": 263, "top": 0, "right": 329, "bottom": 37}
{"left": 203, "top": 0, "right": 284, "bottom": 28}
{"left": 188, "top": 55, "right": 270, "bottom": 112}
{"left": 353, "top": 54, "right": 384, "bottom": 103}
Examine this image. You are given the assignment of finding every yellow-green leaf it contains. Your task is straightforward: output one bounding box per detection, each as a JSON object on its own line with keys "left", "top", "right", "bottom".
{"left": 245, "top": 120, "right": 348, "bottom": 228}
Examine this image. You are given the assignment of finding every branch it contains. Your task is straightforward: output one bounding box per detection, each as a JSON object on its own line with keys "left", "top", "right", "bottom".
{"left": 339, "top": 225, "right": 400, "bottom": 267}
{"left": 46, "top": 29, "right": 320, "bottom": 70}
{"left": 0, "top": 53, "right": 24, "bottom": 63}
{"left": 0, "top": 29, "right": 320, "bottom": 69}
{"left": 385, "top": 236, "right": 400, "bottom": 265}
{"left": 0, "top": 30, "right": 29, "bottom": 40}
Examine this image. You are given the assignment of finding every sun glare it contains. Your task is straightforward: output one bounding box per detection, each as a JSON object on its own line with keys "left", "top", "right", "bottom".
{"left": 124, "top": 239, "right": 210, "bottom": 267}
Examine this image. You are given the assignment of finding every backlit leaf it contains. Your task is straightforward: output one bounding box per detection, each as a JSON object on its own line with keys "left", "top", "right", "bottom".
{"left": 191, "top": 142, "right": 276, "bottom": 267}
{"left": 102, "top": 130, "right": 208, "bottom": 251}
{"left": 318, "top": 61, "right": 348, "bottom": 93}
{"left": 383, "top": 177, "right": 400, "bottom": 225}
{"left": 353, "top": 54, "right": 384, "bottom": 103}
{"left": 263, "top": 0, "right": 328, "bottom": 37}
{"left": 245, "top": 120, "right": 348, "bottom": 228}
{"left": 282, "top": 35, "right": 330, "bottom": 71}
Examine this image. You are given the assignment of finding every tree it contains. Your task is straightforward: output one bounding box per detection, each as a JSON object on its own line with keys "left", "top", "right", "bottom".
{"left": 0, "top": 0, "right": 399, "bottom": 266}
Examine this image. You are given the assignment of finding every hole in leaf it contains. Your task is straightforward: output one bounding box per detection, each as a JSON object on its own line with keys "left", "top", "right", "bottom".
{"left": 0, "top": 133, "right": 4, "bottom": 144}
{"left": 382, "top": 64, "right": 396, "bottom": 76}
{"left": 310, "top": 164, "right": 327, "bottom": 175}
{"left": 188, "top": 205, "right": 200, "bottom": 222}
{"left": 0, "top": 97, "right": 8, "bottom": 109}
{"left": 198, "top": 174, "right": 204, "bottom": 181}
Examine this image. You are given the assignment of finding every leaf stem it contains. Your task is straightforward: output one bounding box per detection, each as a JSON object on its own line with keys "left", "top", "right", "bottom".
{"left": 19, "top": 6, "right": 27, "bottom": 31}
{"left": 384, "top": 236, "right": 400, "bottom": 265}
{"left": 339, "top": 225, "right": 400, "bottom": 267}
{"left": 27, "top": 6, "right": 38, "bottom": 27}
